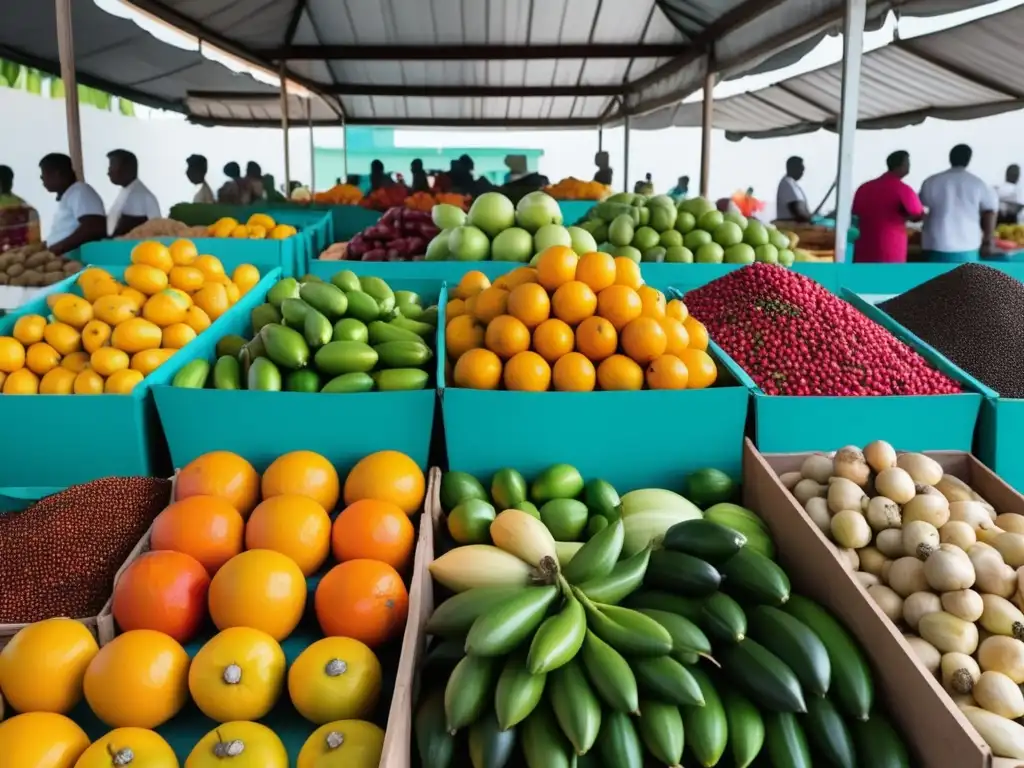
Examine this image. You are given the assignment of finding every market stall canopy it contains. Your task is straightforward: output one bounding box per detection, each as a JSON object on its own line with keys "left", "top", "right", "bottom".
{"left": 629, "top": 2, "right": 1024, "bottom": 137}
{"left": 185, "top": 91, "right": 341, "bottom": 127}
{"left": 120, "top": 0, "right": 999, "bottom": 127}
{"left": 0, "top": 0, "right": 320, "bottom": 115}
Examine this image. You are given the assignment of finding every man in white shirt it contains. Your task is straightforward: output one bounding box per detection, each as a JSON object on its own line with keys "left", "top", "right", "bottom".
{"left": 995, "top": 163, "right": 1022, "bottom": 225}
{"left": 39, "top": 153, "right": 106, "bottom": 255}
{"left": 187, "top": 154, "right": 215, "bottom": 204}
{"left": 919, "top": 144, "right": 998, "bottom": 262}
{"left": 107, "top": 149, "right": 161, "bottom": 237}
{"left": 775, "top": 156, "right": 811, "bottom": 223}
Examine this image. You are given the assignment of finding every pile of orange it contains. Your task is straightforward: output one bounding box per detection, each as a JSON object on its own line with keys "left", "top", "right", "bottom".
{"left": 445, "top": 246, "right": 718, "bottom": 392}
{"left": 0, "top": 447, "right": 425, "bottom": 764}
{"left": 207, "top": 213, "right": 298, "bottom": 240}
{"left": 0, "top": 239, "right": 260, "bottom": 395}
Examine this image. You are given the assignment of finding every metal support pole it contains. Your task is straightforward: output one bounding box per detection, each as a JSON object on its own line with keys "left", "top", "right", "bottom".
{"left": 598, "top": 127, "right": 603, "bottom": 153}
{"left": 55, "top": 0, "right": 83, "bottom": 180}
{"left": 833, "top": 0, "right": 866, "bottom": 262}
{"left": 342, "top": 116, "right": 349, "bottom": 180}
{"left": 307, "top": 99, "right": 315, "bottom": 192}
{"left": 623, "top": 115, "right": 631, "bottom": 193}
{"left": 280, "top": 63, "right": 291, "bottom": 194}
{"left": 699, "top": 53, "right": 715, "bottom": 199}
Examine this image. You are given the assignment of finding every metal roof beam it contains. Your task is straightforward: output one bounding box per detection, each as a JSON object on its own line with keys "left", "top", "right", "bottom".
{"left": 189, "top": 115, "right": 599, "bottom": 128}
{"left": 325, "top": 84, "right": 623, "bottom": 97}
{"left": 252, "top": 43, "right": 691, "bottom": 61}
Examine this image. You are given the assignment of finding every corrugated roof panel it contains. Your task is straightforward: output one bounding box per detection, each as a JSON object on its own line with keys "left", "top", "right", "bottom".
{"left": 578, "top": 59, "right": 630, "bottom": 86}
{"left": 174, "top": 0, "right": 296, "bottom": 47}
{"left": 592, "top": 0, "right": 658, "bottom": 43}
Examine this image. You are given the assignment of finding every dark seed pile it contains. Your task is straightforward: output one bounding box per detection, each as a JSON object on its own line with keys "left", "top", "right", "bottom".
{"left": 879, "top": 264, "right": 1024, "bottom": 398}
{"left": 0, "top": 476, "right": 171, "bottom": 623}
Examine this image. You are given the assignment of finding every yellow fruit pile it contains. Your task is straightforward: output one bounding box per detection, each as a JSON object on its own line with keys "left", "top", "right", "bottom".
{"left": 996, "top": 223, "right": 1024, "bottom": 245}
{"left": 444, "top": 246, "right": 717, "bottom": 392}
{"left": 0, "top": 240, "right": 260, "bottom": 395}
{"left": 207, "top": 213, "right": 298, "bottom": 240}
{"left": 543, "top": 177, "right": 612, "bottom": 200}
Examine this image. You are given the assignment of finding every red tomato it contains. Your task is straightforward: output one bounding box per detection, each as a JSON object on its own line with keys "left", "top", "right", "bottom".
{"left": 112, "top": 551, "right": 210, "bottom": 643}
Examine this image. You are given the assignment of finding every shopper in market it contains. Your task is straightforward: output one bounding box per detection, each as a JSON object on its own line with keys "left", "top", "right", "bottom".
{"left": 186, "top": 154, "right": 215, "bottom": 204}
{"left": 851, "top": 150, "right": 924, "bottom": 264}
{"left": 775, "top": 156, "right": 811, "bottom": 223}
{"left": 995, "top": 163, "right": 1022, "bottom": 225}
{"left": 106, "top": 149, "right": 161, "bottom": 238}
{"left": 410, "top": 159, "right": 430, "bottom": 193}
{"left": 244, "top": 161, "right": 266, "bottom": 201}
{"left": 669, "top": 175, "right": 690, "bottom": 201}
{"left": 0, "top": 165, "right": 25, "bottom": 207}
{"left": 218, "top": 161, "right": 247, "bottom": 204}
{"left": 593, "top": 151, "right": 613, "bottom": 186}
{"left": 369, "top": 159, "right": 393, "bottom": 191}
{"left": 38, "top": 153, "right": 106, "bottom": 255}
{"left": 919, "top": 143, "right": 998, "bottom": 262}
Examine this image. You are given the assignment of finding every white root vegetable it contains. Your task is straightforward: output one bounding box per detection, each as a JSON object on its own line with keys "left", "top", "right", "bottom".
{"left": 876, "top": 529, "right": 906, "bottom": 559}
{"left": 918, "top": 611, "right": 979, "bottom": 654}
{"left": 857, "top": 547, "right": 890, "bottom": 577}
{"left": 960, "top": 706, "right": 1024, "bottom": 759}
{"left": 831, "top": 510, "right": 872, "bottom": 549}
{"left": 903, "top": 634, "right": 941, "bottom": 674}
{"left": 942, "top": 589, "right": 985, "bottom": 623}
{"left": 950, "top": 501, "right": 997, "bottom": 531}
{"left": 803, "top": 497, "right": 831, "bottom": 535}
{"left": 827, "top": 477, "right": 867, "bottom": 514}
{"left": 940, "top": 521, "right": 977, "bottom": 550}
{"left": 867, "top": 584, "right": 904, "bottom": 622}
{"left": 902, "top": 493, "right": 950, "bottom": 529}
{"left": 876, "top": 467, "right": 916, "bottom": 505}
{"left": 854, "top": 572, "right": 880, "bottom": 589}
{"left": 833, "top": 446, "right": 871, "bottom": 487}
{"left": 888, "top": 557, "right": 929, "bottom": 597}
{"left": 897, "top": 452, "right": 944, "bottom": 486}
{"left": 937, "top": 475, "right": 977, "bottom": 504}
{"left": 978, "top": 526, "right": 1007, "bottom": 546}
{"left": 881, "top": 559, "right": 893, "bottom": 585}
{"left": 779, "top": 471, "right": 802, "bottom": 490}
{"left": 923, "top": 544, "right": 976, "bottom": 592}
{"left": 978, "top": 635, "right": 1024, "bottom": 683}
{"left": 800, "top": 454, "right": 834, "bottom": 484}
{"left": 903, "top": 591, "right": 943, "bottom": 631}
{"left": 980, "top": 594, "right": 1024, "bottom": 641}
{"left": 974, "top": 671, "right": 1024, "bottom": 720}
{"left": 836, "top": 547, "right": 860, "bottom": 572}
{"left": 942, "top": 652, "right": 981, "bottom": 694}
{"left": 866, "top": 496, "right": 902, "bottom": 532}
{"left": 970, "top": 545, "right": 1018, "bottom": 599}
{"left": 994, "top": 532, "right": 1024, "bottom": 568}
{"left": 864, "top": 440, "right": 898, "bottom": 473}
{"left": 995, "top": 514, "right": 1024, "bottom": 535}
{"left": 793, "top": 478, "right": 827, "bottom": 505}
{"left": 902, "top": 520, "right": 940, "bottom": 560}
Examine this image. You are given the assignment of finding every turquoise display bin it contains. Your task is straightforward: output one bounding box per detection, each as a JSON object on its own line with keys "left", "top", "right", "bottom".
{"left": 439, "top": 290, "right": 749, "bottom": 488}
{"left": 309, "top": 259, "right": 520, "bottom": 284}
{"left": 0, "top": 267, "right": 281, "bottom": 488}
{"left": 710, "top": 288, "right": 986, "bottom": 454}
{"left": 170, "top": 202, "right": 376, "bottom": 246}
{"left": 559, "top": 200, "right": 597, "bottom": 223}
{"left": 152, "top": 276, "right": 442, "bottom": 473}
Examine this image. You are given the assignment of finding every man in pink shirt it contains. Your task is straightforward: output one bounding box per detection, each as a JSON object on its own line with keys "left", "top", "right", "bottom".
{"left": 852, "top": 151, "right": 924, "bottom": 263}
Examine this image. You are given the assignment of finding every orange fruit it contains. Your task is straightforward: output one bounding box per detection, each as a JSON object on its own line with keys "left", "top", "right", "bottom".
{"left": 60, "top": 350, "right": 89, "bottom": 372}
{"left": 43, "top": 322, "right": 82, "bottom": 356}
{"left": 315, "top": 560, "right": 408, "bottom": 648}
{"left": 93, "top": 294, "right": 139, "bottom": 325}
{"left": 185, "top": 305, "right": 212, "bottom": 334}
{"left": 130, "top": 241, "right": 173, "bottom": 273}
{"left": 52, "top": 295, "right": 93, "bottom": 329}
{"left": 232, "top": 264, "right": 261, "bottom": 293}
{"left": 168, "top": 265, "right": 205, "bottom": 293}
{"left": 445, "top": 314, "right": 486, "bottom": 360}
{"left": 25, "top": 342, "right": 60, "bottom": 375}
{"left": 682, "top": 316, "right": 709, "bottom": 351}
{"left": 125, "top": 264, "right": 169, "bottom": 295}
{"left": 162, "top": 322, "right": 197, "bottom": 349}
{"left": 551, "top": 281, "right": 597, "bottom": 326}
{"left": 679, "top": 348, "right": 717, "bottom": 389}
{"left": 262, "top": 450, "right": 340, "bottom": 512}
{"left": 111, "top": 551, "right": 210, "bottom": 643}
{"left": 111, "top": 317, "right": 162, "bottom": 353}
{"left": 81, "top": 276, "right": 122, "bottom": 303}
{"left": 637, "top": 286, "right": 667, "bottom": 318}
{"left": 176, "top": 450, "right": 260, "bottom": 518}
{"left": 224, "top": 281, "right": 241, "bottom": 305}
{"left": 446, "top": 298, "right": 467, "bottom": 320}
{"left": 187, "top": 626, "right": 285, "bottom": 724}
{"left": 552, "top": 352, "right": 596, "bottom": 392}
{"left": 0, "top": 617, "right": 98, "bottom": 714}
{"left": 666, "top": 298, "right": 689, "bottom": 323}
{"left": 168, "top": 238, "right": 198, "bottom": 266}
{"left": 208, "top": 550, "right": 307, "bottom": 641}
{"left": 194, "top": 255, "right": 226, "bottom": 280}
{"left": 80, "top": 319, "right": 112, "bottom": 354}
{"left": 192, "top": 282, "right": 230, "bottom": 321}
{"left": 597, "top": 354, "right": 644, "bottom": 391}
{"left": 287, "top": 637, "right": 381, "bottom": 725}
{"left": 472, "top": 286, "right": 510, "bottom": 324}
{"left": 344, "top": 450, "right": 425, "bottom": 516}
{"left": 0, "top": 712, "right": 90, "bottom": 766}
{"left": 503, "top": 350, "right": 551, "bottom": 392}
{"left": 455, "top": 270, "right": 491, "bottom": 300}
{"left": 575, "top": 252, "right": 616, "bottom": 292}
{"left": 621, "top": 317, "right": 668, "bottom": 364}
{"left": 613, "top": 257, "right": 643, "bottom": 289}
{"left": 507, "top": 283, "right": 550, "bottom": 329}
{"left": 499, "top": 266, "right": 539, "bottom": 290}
{"left": 453, "top": 347, "right": 503, "bottom": 389}
{"left": 596, "top": 285, "right": 643, "bottom": 331}
{"left": 535, "top": 246, "right": 578, "bottom": 291}
{"left": 75, "top": 728, "right": 177, "bottom": 767}
{"left": 3, "top": 368, "right": 38, "bottom": 394}
{"left": 332, "top": 499, "right": 415, "bottom": 571}
{"left": 105, "top": 369, "right": 144, "bottom": 394}
{"left": 575, "top": 316, "right": 618, "bottom": 362}
{"left": 464, "top": 294, "right": 479, "bottom": 317}
{"left": 246, "top": 494, "right": 332, "bottom": 576}
{"left": 90, "top": 347, "right": 129, "bottom": 377}
{"left": 119, "top": 286, "right": 147, "bottom": 311}
{"left": 73, "top": 369, "right": 104, "bottom": 394}
{"left": 660, "top": 317, "right": 691, "bottom": 356}
{"left": 39, "top": 367, "right": 76, "bottom": 394}
{"left": 646, "top": 354, "right": 690, "bottom": 390}
{"left": 484, "top": 314, "right": 531, "bottom": 360}
{"left": 131, "top": 348, "right": 176, "bottom": 376}
{"left": 0, "top": 337, "right": 25, "bottom": 373}
{"left": 151, "top": 495, "right": 245, "bottom": 575}
{"left": 12, "top": 314, "right": 46, "bottom": 345}
{"left": 532, "top": 318, "right": 575, "bottom": 363}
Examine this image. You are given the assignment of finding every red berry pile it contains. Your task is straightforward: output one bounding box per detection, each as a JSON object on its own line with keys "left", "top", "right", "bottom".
{"left": 684, "top": 264, "right": 961, "bottom": 397}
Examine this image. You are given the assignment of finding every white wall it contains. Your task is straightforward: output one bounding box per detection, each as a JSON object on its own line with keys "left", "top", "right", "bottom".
{"left": 5, "top": 85, "right": 1024, "bottom": 238}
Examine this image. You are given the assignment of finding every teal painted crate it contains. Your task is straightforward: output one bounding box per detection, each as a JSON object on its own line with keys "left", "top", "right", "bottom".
{"left": 840, "top": 263, "right": 957, "bottom": 295}
{"left": 152, "top": 278, "right": 442, "bottom": 473}
{"left": 308, "top": 259, "right": 520, "bottom": 284}
{"left": 713, "top": 288, "right": 986, "bottom": 454}
{"left": 0, "top": 268, "right": 281, "bottom": 488}
{"left": 559, "top": 200, "right": 596, "bottom": 224}
{"left": 977, "top": 398, "right": 1024, "bottom": 493}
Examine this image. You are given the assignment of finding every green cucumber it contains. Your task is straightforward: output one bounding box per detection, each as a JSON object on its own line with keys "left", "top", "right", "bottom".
{"left": 284, "top": 368, "right": 320, "bottom": 392}
{"left": 804, "top": 695, "right": 856, "bottom": 768}
{"left": 561, "top": 517, "right": 623, "bottom": 585}
{"left": 851, "top": 714, "right": 910, "bottom": 768}
{"left": 415, "top": 687, "right": 455, "bottom": 768}
{"left": 596, "top": 709, "right": 643, "bottom": 768}
{"left": 719, "top": 639, "right": 806, "bottom": 713}
{"left": 171, "top": 359, "right": 209, "bottom": 388}
{"left": 250, "top": 302, "right": 281, "bottom": 331}
{"left": 579, "top": 629, "right": 639, "bottom": 714}
{"left": 314, "top": 340, "right": 378, "bottom": 375}
{"left": 635, "top": 608, "right": 711, "bottom": 657}
{"left": 212, "top": 355, "right": 241, "bottom": 390}
{"left": 625, "top": 590, "right": 747, "bottom": 644}
{"left": 299, "top": 281, "right": 349, "bottom": 318}
{"left": 721, "top": 685, "right": 765, "bottom": 768}
{"left": 320, "top": 372, "right": 374, "bottom": 393}
{"left": 582, "top": 478, "right": 621, "bottom": 520}
{"left": 330, "top": 269, "right": 361, "bottom": 293}
{"left": 683, "top": 666, "right": 728, "bottom": 767}
{"left": 332, "top": 317, "right": 368, "bottom": 343}
{"left": 765, "top": 712, "right": 812, "bottom": 768}
{"left": 526, "top": 591, "right": 586, "bottom": 674}
{"left": 578, "top": 594, "right": 673, "bottom": 656}
{"left": 637, "top": 700, "right": 683, "bottom": 767}
{"left": 368, "top": 319, "right": 422, "bottom": 344}
{"left": 631, "top": 655, "right": 704, "bottom": 707}
{"left": 704, "top": 505, "right": 776, "bottom": 559}
{"left": 521, "top": 702, "right": 574, "bottom": 768}
{"left": 783, "top": 595, "right": 873, "bottom": 721}
{"left": 246, "top": 356, "right": 281, "bottom": 391}
{"left": 576, "top": 546, "right": 650, "bottom": 604}
{"left": 445, "top": 655, "right": 496, "bottom": 733}
{"left": 749, "top": 606, "right": 831, "bottom": 697}
{"left": 643, "top": 549, "right": 721, "bottom": 596}
{"left": 548, "top": 657, "right": 601, "bottom": 754}
{"left": 303, "top": 307, "right": 333, "bottom": 348}
{"left": 259, "top": 323, "right": 309, "bottom": 369}
{"left": 374, "top": 339, "right": 433, "bottom": 368}
{"left": 705, "top": 502, "right": 768, "bottom": 530}
{"left": 421, "top": 638, "right": 465, "bottom": 673}
{"left": 425, "top": 587, "right": 525, "bottom": 637}
{"left": 468, "top": 710, "right": 516, "bottom": 768}
{"left": 279, "top": 297, "right": 310, "bottom": 325}
{"left": 494, "top": 654, "right": 546, "bottom": 730}
{"left": 215, "top": 334, "right": 247, "bottom": 359}
{"left": 465, "top": 586, "right": 559, "bottom": 656}
{"left": 662, "top": 518, "right": 747, "bottom": 562}
{"left": 720, "top": 547, "right": 791, "bottom": 606}
{"left": 372, "top": 368, "right": 429, "bottom": 391}
{"left": 345, "top": 290, "right": 382, "bottom": 323}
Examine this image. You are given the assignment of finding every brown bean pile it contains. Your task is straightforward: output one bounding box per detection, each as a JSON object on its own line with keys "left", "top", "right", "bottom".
{"left": 0, "top": 476, "right": 171, "bottom": 623}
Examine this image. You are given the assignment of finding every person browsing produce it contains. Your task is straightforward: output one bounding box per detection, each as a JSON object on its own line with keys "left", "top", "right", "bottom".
{"left": 593, "top": 151, "right": 613, "bottom": 186}
{"left": 106, "top": 149, "right": 161, "bottom": 237}
{"left": 919, "top": 143, "right": 998, "bottom": 262}
{"left": 218, "top": 161, "right": 247, "bottom": 204}
{"left": 186, "top": 154, "right": 214, "bottom": 204}
{"left": 0, "top": 165, "right": 25, "bottom": 207}
{"left": 776, "top": 156, "right": 811, "bottom": 223}
{"left": 995, "top": 163, "right": 1022, "bottom": 225}
{"left": 39, "top": 152, "right": 106, "bottom": 255}
{"left": 851, "top": 150, "right": 924, "bottom": 264}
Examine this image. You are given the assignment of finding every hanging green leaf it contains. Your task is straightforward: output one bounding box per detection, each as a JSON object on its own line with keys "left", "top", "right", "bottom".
{"left": 95, "top": 92, "right": 111, "bottom": 110}
{"left": 51, "top": 78, "right": 65, "bottom": 99}
{"left": 0, "top": 60, "right": 20, "bottom": 88}
{"left": 119, "top": 98, "right": 135, "bottom": 117}
{"left": 25, "top": 70, "right": 42, "bottom": 96}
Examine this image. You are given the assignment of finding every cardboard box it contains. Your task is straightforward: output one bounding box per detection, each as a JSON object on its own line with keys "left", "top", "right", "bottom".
{"left": 744, "top": 438, "right": 1017, "bottom": 768}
